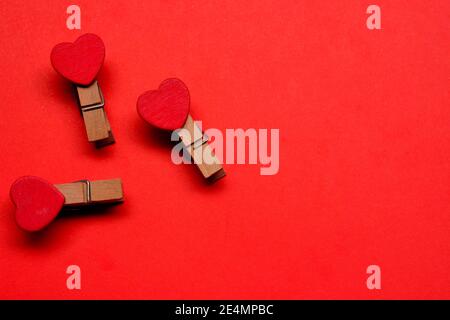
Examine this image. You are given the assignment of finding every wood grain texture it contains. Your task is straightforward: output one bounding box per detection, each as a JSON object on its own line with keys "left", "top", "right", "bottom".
{"left": 50, "top": 33, "right": 105, "bottom": 86}
{"left": 10, "top": 176, "right": 65, "bottom": 232}
{"left": 137, "top": 78, "right": 190, "bottom": 131}
{"left": 94, "top": 116, "right": 115, "bottom": 148}
{"left": 81, "top": 108, "right": 110, "bottom": 141}
{"left": 181, "top": 115, "right": 225, "bottom": 181}
{"left": 55, "top": 179, "right": 123, "bottom": 206}
{"left": 77, "top": 80, "right": 102, "bottom": 107}
{"left": 76, "top": 81, "right": 115, "bottom": 147}
{"left": 178, "top": 115, "right": 207, "bottom": 147}
{"left": 54, "top": 182, "right": 85, "bottom": 205}
{"left": 90, "top": 179, "right": 123, "bottom": 203}
{"left": 186, "top": 142, "right": 226, "bottom": 181}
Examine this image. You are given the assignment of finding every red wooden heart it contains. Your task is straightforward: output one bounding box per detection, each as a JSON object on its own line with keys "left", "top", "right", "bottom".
{"left": 50, "top": 33, "right": 105, "bottom": 86}
{"left": 10, "top": 176, "right": 65, "bottom": 232}
{"left": 137, "top": 78, "right": 190, "bottom": 130}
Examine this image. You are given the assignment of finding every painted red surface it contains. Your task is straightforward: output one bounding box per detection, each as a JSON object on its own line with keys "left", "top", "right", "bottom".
{"left": 137, "top": 78, "right": 190, "bottom": 131}
{"left": 51, "top": 33, "right": 105, "bottom": 86}
{"left": 10, "top": 176, "right": 64, "bottom": 232}
{"left": 0, "top": 1, "right": 448, "bottom": 299}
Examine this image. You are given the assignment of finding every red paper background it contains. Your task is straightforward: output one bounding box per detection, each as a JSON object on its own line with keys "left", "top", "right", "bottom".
{"left": 0, "top": 0, "right": 449, "bottom": 299}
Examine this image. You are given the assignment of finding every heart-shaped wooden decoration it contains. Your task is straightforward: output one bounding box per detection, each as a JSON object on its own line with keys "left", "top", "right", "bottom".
{"left": 10, "top": 176, "right": 65, "bottom": 232}
{"left": 50, "top": 33, "right": 105, "bottom": 86}
{"left": 137, "top": 78, "right": 190, "bottom": 130}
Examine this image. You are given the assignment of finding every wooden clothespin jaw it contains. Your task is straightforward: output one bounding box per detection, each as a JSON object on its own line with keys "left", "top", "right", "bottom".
{"left": 10, "top": 176, "right": 123, "bottom": 232}
{"left": 50, "top": 33, "right": 114, "bottom": 148}
{"left": 54, "top": 178, "right": 124, "bottom": 207}
{"left": 177, "top": 115, "right": 226, "bottom": 181}
{"left": 76, "top": 81, "right": 115, "bottom": 147}
{"left": 137, "top": 78, "right": 226, "bottom": 182}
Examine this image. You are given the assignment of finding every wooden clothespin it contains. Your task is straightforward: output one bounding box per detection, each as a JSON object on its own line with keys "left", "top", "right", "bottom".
{"left": 137, "top": 78, "right": 225, "bottom": 182}
{"left": 54, "top": 179, "right": 123, "bottom": 207}
{"left": 51, "top": 33, "right": 114, "bottom": 147}
{"left": 10, "top": 176, "right": 123, "bottom": 231}
{"left": 76, "top": 80, "right": 114, "bottom": 147}
{"left": 178, "top": 115, "right": 225, "bottom": 180}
